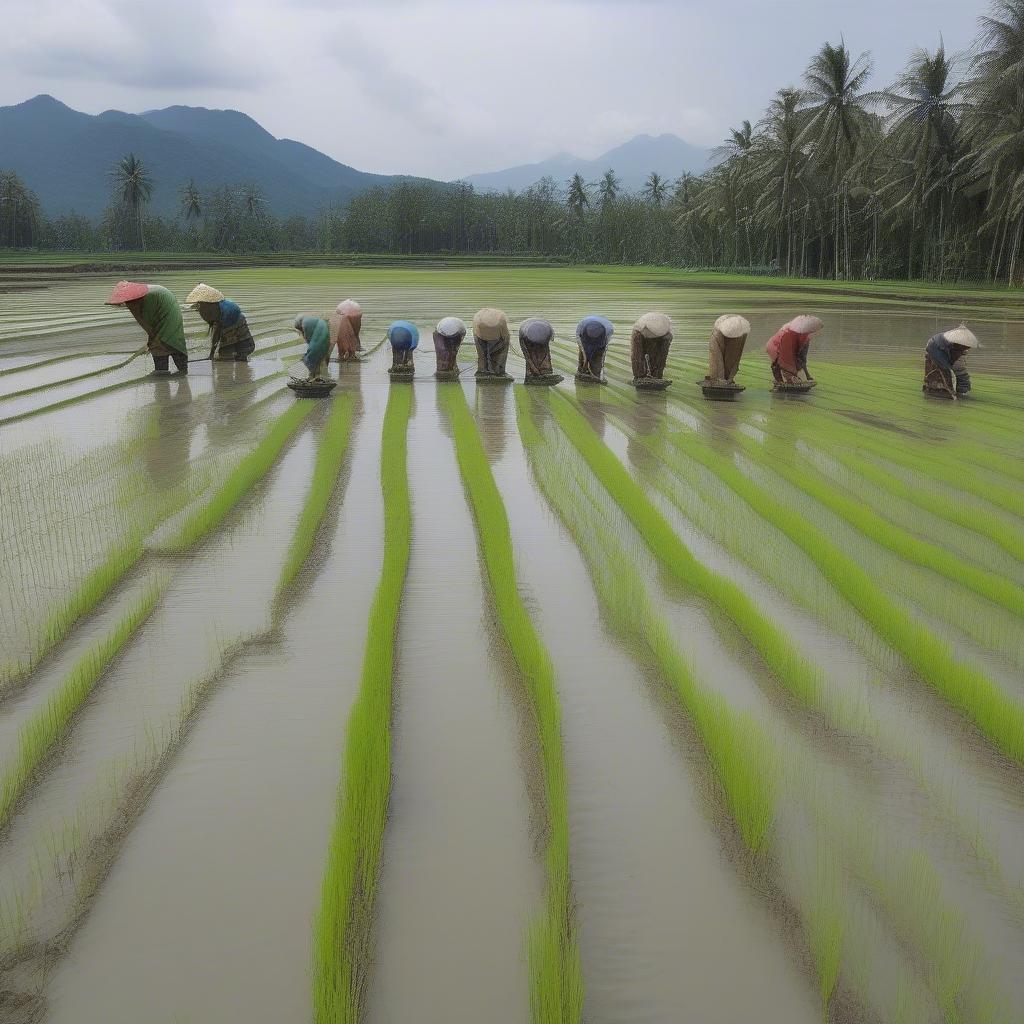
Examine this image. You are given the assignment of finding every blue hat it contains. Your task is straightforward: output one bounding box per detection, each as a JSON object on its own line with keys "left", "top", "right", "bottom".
{"left": 577, "top": 315, "right": 613, "bottom": 342}
{"left": 388, "top": 320, "right": 419, "bottom": 351}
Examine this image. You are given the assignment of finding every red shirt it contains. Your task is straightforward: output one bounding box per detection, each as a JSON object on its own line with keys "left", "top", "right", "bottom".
{"left": 766, "top": 328, "right": 810, "bottom": 373}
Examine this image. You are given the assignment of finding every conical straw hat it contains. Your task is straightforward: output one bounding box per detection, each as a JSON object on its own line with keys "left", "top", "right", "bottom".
{"left": 520, "top": 317, "right": 553, "bottom": 344}
{"left": 473, "top": 308, "right": 507, "bottom": 330}
{"left": 336, "top": 299, "right": 362, "bottom": 317}
{"left": 785, "top": 314, "right": 824, "bottom": 335}
{"left": 714, "top": 314, "right": 750, "bottom": 339}
{"left": 943, "top": 323, "right": 979, "bottom": 349}
{"left": 185, "top": 283, "right": 224, "bottom": 305}
{"left": 105, "top": 281, "right": 148, "bottom": 305}
{"left": 635, "top": 312, "right": 673, "bottom": 339}
{"left": 436, "top": 316, "right": 466, "bottom": 338}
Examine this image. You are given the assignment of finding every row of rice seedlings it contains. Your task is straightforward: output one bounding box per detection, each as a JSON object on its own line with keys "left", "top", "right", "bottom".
{"left": 0, "top": 350, "right": 147, "bottom": 403}
{"left": 312, "top": 386, "right": 412, "bottom": 1024}
{"left": 649, "top": 420, "right": 1024, "bottom": 766}
{"left": 156, "top": 400, "right": 315, "bottom": 554}
{"left": 273, "top": 395, "right": 356, "bottom": 612}
{"left": 441, "top": 385, "right": 583, "bottom": 1023}
{"left": 0, "top": 577, "right": 165, "bottom": 828}
{"left": 0, "top": 372, "right": 153, "bottom": 429}
{"left": 0, "top": 352, "right": 91, "bottom": 378}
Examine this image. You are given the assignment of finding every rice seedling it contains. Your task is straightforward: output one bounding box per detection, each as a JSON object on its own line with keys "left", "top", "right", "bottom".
{"left": 313, "top": 386, "right": 412, "bottom": 1024}
{"left": 440, "top": 385, "right": 582, "bottom": 1024}
{"left": 650, "top": 423, "right": 1024, "bottom": 766}
{"left": 273, "top": 395, "right": 355, "bottom": 612}
{"left": 157, "top": 400, "right": 314, "bottom": 554}
{"left": 0, "top": 579, "right": 165, "bottom": 828}
{"left": 0, "top": 350, "right": 146, "bottom": 403}
{"left": 0, "top": 373, "right": 154, "bottom": 428}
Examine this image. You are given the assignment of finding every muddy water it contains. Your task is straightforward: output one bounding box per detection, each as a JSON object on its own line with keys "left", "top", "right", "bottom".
{"left": 45, "top": 382, "right": 379, "bottom": 1024}
{"left": 367, "top": 383, "right": 538, "bottom": 1024}
{"left": 490, "top": 388, "right": 821, "bottom": 1023}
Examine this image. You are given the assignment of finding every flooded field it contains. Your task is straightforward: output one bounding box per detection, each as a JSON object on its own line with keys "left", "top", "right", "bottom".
{"left": 0, "top": 265, "right": 1022, "bottom": 1024}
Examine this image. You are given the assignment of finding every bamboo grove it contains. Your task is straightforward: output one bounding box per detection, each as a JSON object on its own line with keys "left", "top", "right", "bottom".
{"left": 4, "top": 0, "right": 1024, "bottom": 282}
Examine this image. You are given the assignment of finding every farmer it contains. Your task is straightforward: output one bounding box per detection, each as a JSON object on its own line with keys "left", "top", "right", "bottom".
{"left": 924, "top": 323, "right": 979, "bottom": 399}
{"left": 185, "top": 283, "right": 256, "bottom": 362}
{"left": 105, "top": 281, "right": 188, "bottom": 375}
{"left": 388, "top": 320, "right": 419, "bottom": 376}
{"left": 331, "top": 299, "right": 363, "bottom": 361}
{"left": 705, "top": 314, "right": 751, "bottom": 384}
{"left": 293, "top": 315, "right": 332, "bottom": 380}
{"left": 472, "top": 308, "right": 513, "bottom": 381}
{"left": 519, "top": 317, "right": 563, "bottom": 385}
{"left": 434, "top": 316, "right": 466, "bottom": 379}
{"left": 575, "top": 315, "right": 613, "bottom": 383}
{"left": 630, "top": 312, "right": 674, "bottom": 386}
{"left": 766, "top": 315, "right": 822, "bottom": 386}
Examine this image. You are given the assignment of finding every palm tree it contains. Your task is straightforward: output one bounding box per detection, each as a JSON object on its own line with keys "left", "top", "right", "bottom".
{"left": 109, "top": 153, "right": 153, "bottom": 250}
{"left": 800, "top": 41, "right": 874, "bottom": 277}
{"left": 642, "top": 172, "right": 668, "bottom": 206}
{"left": 566, "top": 173, "right": 589, "bottom": 216}
{"left": 598, "top": 169, "right": 620, "bottom": 210}
{"left": 180, "top": 179, "right": 202, "bottom": 220}
{"left": 712, "top": 120, "right": 754, "bottom": 163}
{"left": 242, "top": 183, "right": 265, "bottom": 218}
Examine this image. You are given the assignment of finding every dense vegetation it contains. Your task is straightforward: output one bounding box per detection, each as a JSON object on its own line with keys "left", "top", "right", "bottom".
{"left": 2, "top": 0, "right": 1024, "bottom": 283}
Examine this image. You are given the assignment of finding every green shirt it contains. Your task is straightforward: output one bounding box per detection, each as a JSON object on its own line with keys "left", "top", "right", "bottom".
{"left": 139, "top": 285, "right": 187, "bottom": 353}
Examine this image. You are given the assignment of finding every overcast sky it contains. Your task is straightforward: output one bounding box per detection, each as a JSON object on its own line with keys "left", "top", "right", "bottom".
{"left": 0, "top": 0, "right": 989, "bottom": 180}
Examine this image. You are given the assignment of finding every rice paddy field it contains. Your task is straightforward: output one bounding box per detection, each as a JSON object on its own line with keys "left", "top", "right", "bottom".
{"left": 0, "top": 263, "right": 1022, "bottom": 1024}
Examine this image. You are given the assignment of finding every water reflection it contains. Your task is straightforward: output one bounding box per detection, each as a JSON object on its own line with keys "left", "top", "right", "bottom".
{"left": 143, "top": 376, "right": 195, "bottom": 490}
{"left": 474, "top": 383, "right": 510, "bottom": 463}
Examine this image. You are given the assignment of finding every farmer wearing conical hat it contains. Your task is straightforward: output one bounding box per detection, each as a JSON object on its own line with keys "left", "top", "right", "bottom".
{"left": 705, "top": 314, "right": 751, "bottom": 385}
{"left": 575, "top": 315, "right": 613, "bottom": 383}
{"left": 630, "top": 312, "right": 674, "bottom": 387}
{"left": 331, "top": 299, "right": 363, "bottom": 362}
{"left": 293, "top": 315, "right": 332, "bottom": 381}
{"left": 186, "top": 283, "right": 256, "bottom": 363}
{"left": 105, "top": 281, "right": 188, "bottom": 375}
{"left": 766, "top": 315, "right": 822, "bottom": 386}
{"left": 434, "top": 317, "right": 466, "bottom": 379}
{"left": 924, "top": 323, "right": 979, "bottom": 400}
{"left": 388, "top": 320, "right": 419, "bottom": 378}
{"left": 472, "top": 308, "right": 513, "bottom": 381}
{"left": 518, "top": 317, "right": 563, "bottom": 385}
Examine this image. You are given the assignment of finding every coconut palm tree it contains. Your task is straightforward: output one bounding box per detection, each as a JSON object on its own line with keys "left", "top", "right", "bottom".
{"left": 109, "top": 153, "right": 153, "bottom": 250}
{"left": 566, "top": 173, "right": 589, "bottom": 216}
{"left": 800, "top": 41, "right": 874, "bottom": 277}
{"left": 180, "top": 179, "right": 202, "bottom": 220}
{"left": 598, "top": 169, "right": 620, "bottom": 210}
{"left": 642, "top": 172, "right": 668, "bottom": 206}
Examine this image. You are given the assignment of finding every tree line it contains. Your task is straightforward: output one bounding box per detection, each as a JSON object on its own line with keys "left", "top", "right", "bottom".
{"left": 2, "top": 0, "right": 1023, "bottom": 283}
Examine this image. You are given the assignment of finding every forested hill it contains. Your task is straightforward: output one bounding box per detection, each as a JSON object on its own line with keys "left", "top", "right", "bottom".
{"left": 0, "top": 95, "right": 439, "bottom": 217}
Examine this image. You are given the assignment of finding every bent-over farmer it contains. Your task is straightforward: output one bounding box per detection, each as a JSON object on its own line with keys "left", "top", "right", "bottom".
{"left": 388, "top": 320, "right": 419, "bottom": 376}
{"left": 705, "top": 314, "right": 751, "bottom": 384}
{"left": 186, "top": 283, "right": 256, "bottom": 362}
{"left": 331, "top": 300, "right": 363, "bottom": 362}
{"left": 294, "top": 315, "right": 332, "bottom": 380}
{"left": 519, "top": 317, "right": 563, "bottom": 385}
{"left": 472, "top": 308, "right": 513, "bottom": 381}
{"left": 766, "top": 315, "right": 822, "bottom": 386}
{"left": 434, "top": 317, "right": 466, "bottom": 379}
{"left": 924, "top": 323, "right": 979, "bottom": 400}
{"left": 630, "top": 312, "right": 674, "bottom": 386}
{"left": 105, "top": 281, "right": 188, "bottom": 375}
{"left": 575, "top": 315, "right": 613, "bottom": 383}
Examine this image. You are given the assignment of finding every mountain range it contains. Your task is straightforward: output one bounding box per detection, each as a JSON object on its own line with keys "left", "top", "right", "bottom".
{"left": 0, "top": 96, "right": 713, "bottom": 217}
{"left": 0, "top": 95, "right": 435, "bottom": 218}
{"left": 461, "top": 134, "right": 711, "bottom": 193}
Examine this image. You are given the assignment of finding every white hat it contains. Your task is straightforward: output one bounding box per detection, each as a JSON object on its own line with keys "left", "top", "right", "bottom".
{"left": 785, "top": 315, "right": 824, "bottom": 335}
{"left": 186, "top": 283, "right": 224, "bottom": 305}
{"left": 336, "top": 299, "right": 361, "bottom": 317}
{"left": 436, "top": 316, "right": 466, "bottom": 338}
{"left": 634, "top": 312, "right": 673, "bottom": 339}
{"left": 473, "top": 307, "right": 507, "bottom": 330}
{"left": 944, "top": 323, "right": 979, "bottom": 349}
{"left": 714, "top": 314, "right": 750, "bottom": 339}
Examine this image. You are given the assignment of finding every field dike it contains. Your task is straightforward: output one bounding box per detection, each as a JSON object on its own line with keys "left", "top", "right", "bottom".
{"left": 440, "top": 385, "right": 583, "bottom": 1024}
{"left": 313, "top": 386, "right": 412, "bottom": 1024}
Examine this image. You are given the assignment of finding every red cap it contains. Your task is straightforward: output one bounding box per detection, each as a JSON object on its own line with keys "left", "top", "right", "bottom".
{"left": 105, "top": 281, "right": 149, "bottom": 305}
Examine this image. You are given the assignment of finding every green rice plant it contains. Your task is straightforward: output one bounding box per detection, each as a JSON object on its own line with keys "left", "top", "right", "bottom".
{"left": 313, "top": 386, "right": 412, "bottom": 1024}
{"left": 0, "top": 539, "right": 145, "bottom": 696}
{"left": 440, "top": 385, "right": 582, "bottom": 1023}
{"left": 0, "top": 579, "right": 164, "bottom": 827}
{"left": 542, "top": 390, "right": 826, "bottom": 713}
{"left": 0, "top": 352, "right": 90, "bottom": 378}
{"left": 273, "top": 395, "right": 355, "bottom": 611}
{"left": 0, "top": 373, "right": 153, "bottom": 428}
{"left": 516, "top": 388, "right": 777, "bottom": 854}
{"left": 157, "top": 400, "right": 314, "bottom": 554}
{"left": 656, "top": 426, "right": 1024, "bottom": 767}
